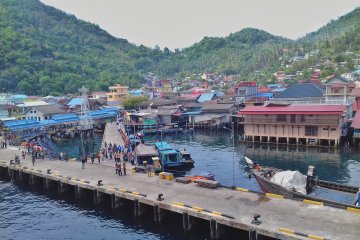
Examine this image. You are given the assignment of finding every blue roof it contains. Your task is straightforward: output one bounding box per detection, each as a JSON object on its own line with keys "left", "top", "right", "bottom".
{"left": 256, "top": 93, "right": 273, "bottom": 98}
{"left": 182, "top": 111, "right": 201, "bottom": 115}
{"left": 274, "top": 83, "right": 324, "bottom": 98}
{"left": 13, "top": 94, "right": 28, "bottom": 99}
{"left": 4, "top": 107, "right": 118, "bottom": 131}
{"left": 66, "top": 98, "right": 85, "bottom": 106}
{"left": 215, "top": 91, "right": 224, "bottom": 97}
{"left": 198, "top": 92, "right": 215, "bottom": 103}
{"left": 154, "top": 142, "right": 173, "bottom": 151}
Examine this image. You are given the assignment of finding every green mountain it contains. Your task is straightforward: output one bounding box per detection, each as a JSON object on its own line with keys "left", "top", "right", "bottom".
{"left": 156, "top": 28, "right": 291, "bottom": 78}
{"left": 0, "top": 0, "right": 162, "bottom": 95}
{"left": 300, "top": 7, "right": 360, "bottom": 44}
{"left": 0, "top": 0, "right": 359, "bottom": 95}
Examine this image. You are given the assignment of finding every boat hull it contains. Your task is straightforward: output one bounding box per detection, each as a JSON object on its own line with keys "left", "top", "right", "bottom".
{"left": 252, "top": 169, "right": 358, "bottom": 209}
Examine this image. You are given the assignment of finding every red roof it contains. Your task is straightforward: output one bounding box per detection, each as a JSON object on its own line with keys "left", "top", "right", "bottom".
{"left": 351, "top": 111, "right": 360, "bottom": 129}
{"left": 236, "top": 81, "right": 256, "bottom": 87}
{"left": 239, "top": 105, "right": 345, "bottom": 115}
{"left": 258, "top": 86, "right": 272, "bottom": 93}
{"left": 352, "top": 101, "right": 360, "bottom": 111}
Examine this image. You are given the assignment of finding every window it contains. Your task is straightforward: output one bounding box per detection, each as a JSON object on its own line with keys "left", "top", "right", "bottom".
{"left": 305, "top": 126, "right": 318, "bottom": 136}
{"left": 290, "top": 115, "right": 296, "bottom": 123}
{"left": 276, "top": 114, "right": 287, "bottom": 122}
{"left": 331, "top": 128, "right": 337, "bottom": 131}
{"left": 301, "top": 115, "right": 305, "bottom": 122}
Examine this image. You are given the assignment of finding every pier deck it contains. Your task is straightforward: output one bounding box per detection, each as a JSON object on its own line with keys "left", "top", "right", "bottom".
{"left": 0, "top": 147, "right": 359, "bottom": 240}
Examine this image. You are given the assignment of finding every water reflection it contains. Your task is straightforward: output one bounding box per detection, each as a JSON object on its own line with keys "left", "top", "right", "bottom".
{"left": 145, "top": 130, "right": 360, "bottom": 189}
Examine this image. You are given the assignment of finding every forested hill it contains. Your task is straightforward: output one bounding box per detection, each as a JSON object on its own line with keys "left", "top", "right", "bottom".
{"left": 155, "top": 28, "right": 291, "bottom": 78}
{"left": 1, "top": 0, "right": 360, "bottom": 95}
{"left": 0, "top": 0, "right": 162, "bottom": 95}
{"left": 300, "top": 7, "right": 360, "bottom": 44}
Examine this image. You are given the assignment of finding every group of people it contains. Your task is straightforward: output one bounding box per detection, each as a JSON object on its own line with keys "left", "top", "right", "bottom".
{"left": 115, "top": 161, "right": 126, "bottom": 176}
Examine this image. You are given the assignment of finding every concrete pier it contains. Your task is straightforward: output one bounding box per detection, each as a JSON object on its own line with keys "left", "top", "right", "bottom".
{"left": 0, "top": 147, "right": 359, "bottom": 240}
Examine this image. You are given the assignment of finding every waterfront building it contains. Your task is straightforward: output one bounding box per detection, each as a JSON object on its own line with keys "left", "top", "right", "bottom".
{"left": 140, "top": 98, "right": 177, "bottom": 110}
{"left": 188, "top": 103, "right": 236, "bottom": 127}
{"left": 238, "top": 105, "right": 345, "bottom": 146}
{"left": 25, "top": 104, "right": 66, "bottom": 121}
{"left": 233, "top": 81, "right": 257, "bottom": 103}
{"left": 106, "top": 84, "right": 129, "bottom": 102}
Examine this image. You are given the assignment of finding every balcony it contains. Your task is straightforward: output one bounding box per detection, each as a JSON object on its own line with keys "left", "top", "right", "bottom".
{"left": 241, "top": 118, "right": 339, "bottom": 125}
{"left": 265, "top": 97, "right": 354, "bottom": 106}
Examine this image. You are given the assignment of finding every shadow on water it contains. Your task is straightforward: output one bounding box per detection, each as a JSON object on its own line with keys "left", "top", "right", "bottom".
{"left": 0, "top": 178, "right": 253, "bottom": 240}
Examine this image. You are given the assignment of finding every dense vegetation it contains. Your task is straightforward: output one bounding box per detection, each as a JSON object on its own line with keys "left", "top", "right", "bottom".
{"left": 0, "top": 0, "right": 359, "bottom": 95}
{"left": 0, "top": 0, "right": 163, "bottom": 95}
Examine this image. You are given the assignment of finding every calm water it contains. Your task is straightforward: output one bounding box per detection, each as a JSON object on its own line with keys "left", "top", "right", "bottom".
{"left": 1, "top": 130, "right": 360, "bottom": 239}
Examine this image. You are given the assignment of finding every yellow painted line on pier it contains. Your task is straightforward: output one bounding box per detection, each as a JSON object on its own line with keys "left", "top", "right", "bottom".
{"left": 266, "top": 193, "right": 284, "bottom": 198}
{"left": 119, "top": 188, "right": 127, "bottom": 193}
{"left": 347, "top": 207, "right": 360, "bottom": 213}
{"left": 303, "top": 199, "right": 324, "bottom": 206}
{"left": 278, "top": 228, "right": 295, "bottom": 235}
{"left": 172, "top": 201, "right": 185, "bottom": 206}
{"left": 236, "top": 187, "right": 249, "bottom": 192}
{"left": 1, "top": 161, "right": 7, "bottom": 163}
{"left": 191, "top": 206, "right": 204, "bottom": 212}
{"left": 211, "top": 211, "right": 222, "bottom": 216}
{"left": 131, "top": 192, "right": 140, "bottom": 195}
{"left": 308, "top": 235, "right": 325, "bottom": 240}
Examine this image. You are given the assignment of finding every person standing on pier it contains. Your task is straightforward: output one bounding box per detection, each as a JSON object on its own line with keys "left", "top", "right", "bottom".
{"left": 91, "top": 153, "right": 95, "bottom": 164}
{"left": 146, "top": 164, "right": 152, "bottom": 177}
{"left": 81, "top": 155, "right": 86, "bottom": 169}
{"left": 21, "top": 150, "right": 25, "bottom": 159}
{"left": 97, "top": 151, "right": 101, "bottom": 163}
{"left": 31, "top": 153, "right": 36, "bottom": 166}
{"left": 118, "top": 162, "right": 122, "bottom": 176}
{"left": 123, "top": 162, "right": 126, "bottom": 176}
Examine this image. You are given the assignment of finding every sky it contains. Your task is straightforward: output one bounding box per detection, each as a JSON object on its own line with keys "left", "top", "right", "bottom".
{"left": 41, "top": 0, "right": 360, "bottom": 50}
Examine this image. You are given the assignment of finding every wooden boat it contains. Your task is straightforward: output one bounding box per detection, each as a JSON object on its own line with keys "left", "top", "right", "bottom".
{"left": 245, "top": 157, "right": 359, "bottom": 209}
{"left": 179, "top": 149, "right": 195, "bottom": 166}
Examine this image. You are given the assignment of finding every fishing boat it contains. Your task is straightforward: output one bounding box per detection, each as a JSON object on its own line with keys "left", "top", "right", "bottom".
{"left": 154, "top": 142, "right": 184, "bottom": 169}
{"left": 245, "top": 157, "right": 360, "bottom": 208}
{"left": 179, "top": 149, "right": 195, "bottom": 166}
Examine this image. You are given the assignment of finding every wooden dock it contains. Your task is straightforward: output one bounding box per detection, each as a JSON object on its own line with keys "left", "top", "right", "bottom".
{"left": 0, "top": 147, "right": 359, "bottom": 240}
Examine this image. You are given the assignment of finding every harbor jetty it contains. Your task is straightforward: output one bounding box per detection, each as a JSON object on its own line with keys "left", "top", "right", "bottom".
{"left": 0, "top": 146, "right": 359, "bottom": 240}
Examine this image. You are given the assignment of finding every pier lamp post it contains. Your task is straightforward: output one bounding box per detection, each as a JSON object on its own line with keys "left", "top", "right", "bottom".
{"left": 223, "top": 122, "right": 236, "bottom": 189}
{"left": 161, "top": 129, "right": 164, "bottom": 173}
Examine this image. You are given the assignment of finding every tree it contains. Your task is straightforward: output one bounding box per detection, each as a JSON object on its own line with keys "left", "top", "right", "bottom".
{"left": 122, "top": 95, "right": 148, "bottom": 110}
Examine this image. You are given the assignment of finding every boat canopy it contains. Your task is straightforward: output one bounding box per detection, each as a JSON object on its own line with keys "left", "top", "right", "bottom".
{"left": 135, "top": 144, "right": 158, "bottom": 157}
{"left": 270, "top": 170, "right": 307, "bottom": 195}
{"left": 154, "top": 142, "right": 173, "bottom": 151}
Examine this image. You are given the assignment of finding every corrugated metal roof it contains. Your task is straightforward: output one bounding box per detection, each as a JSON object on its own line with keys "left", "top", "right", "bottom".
{"left": 66, "top": 98, "right": 85, "bottom": 106}
{"left": 274, "top": 83, "right": 324, "bottom": 99}
{"left": 201, "top": 103, "right": 234, "bottom": 112}
{"left": 197, "top": 93, "right": 215, "bottom": 103}
{"left": 239, "top": 105, "right": 345, "bottom": 115}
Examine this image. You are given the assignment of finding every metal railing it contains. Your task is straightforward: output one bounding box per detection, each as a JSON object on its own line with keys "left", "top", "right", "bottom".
{"left": 265, "top": 97, "right": 354, "bottom": 106}
{"left": 242, "top": 118, "right": 339, "bottom": 125}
